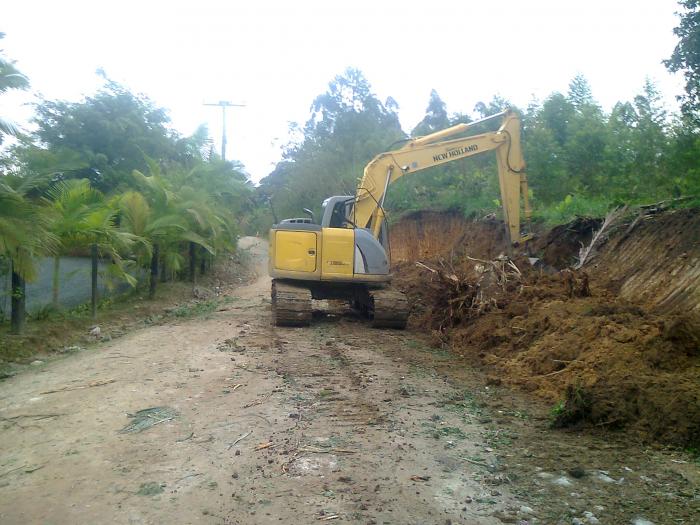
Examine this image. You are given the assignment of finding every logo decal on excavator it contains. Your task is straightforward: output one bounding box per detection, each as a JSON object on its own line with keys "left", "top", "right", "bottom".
{"left": 432, "top": 144, "right": 478, "bottom": 163}
{"left": 328, "top": 261, "right": 350, "bottom": 266}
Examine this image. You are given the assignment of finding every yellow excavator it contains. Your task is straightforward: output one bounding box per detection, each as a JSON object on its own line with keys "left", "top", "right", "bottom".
{"left": 268, "top": 109, "right": 531, "bottom": 328}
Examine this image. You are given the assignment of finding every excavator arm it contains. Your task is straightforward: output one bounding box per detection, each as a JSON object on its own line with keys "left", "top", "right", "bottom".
{"left": 352, "top": 109, "right": 531, "bottom": 245}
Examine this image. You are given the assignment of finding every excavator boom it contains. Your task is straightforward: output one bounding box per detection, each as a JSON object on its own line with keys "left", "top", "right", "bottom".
{"left": 353, "top": 109, "right": 531, "bottom": 244}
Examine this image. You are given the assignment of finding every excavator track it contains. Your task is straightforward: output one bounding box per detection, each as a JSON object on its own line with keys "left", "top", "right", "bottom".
{"left": 271, "top": 281, "right": 312, "bottom": 327}
{"left": 368, "top": 288, "right": 410, "bottom": 329}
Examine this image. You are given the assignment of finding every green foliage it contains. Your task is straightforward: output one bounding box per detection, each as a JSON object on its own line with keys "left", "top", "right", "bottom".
{"left": 0, "top": 74, "right": 253, "bottom": 331}
{"left": 28, "top": 76, "right": 179, "bottom": 193}
{"left": 0, "top": 32, "right": 29, "bottom": 143}
{"left": 665, "top": 0, "right": 700, "bottom": 122}
{"left": 169, "top": 296, "right": 233, "bottom": 319}
{"left": 258, "top": 68, "right": 404, "bottom": 224}
{"left": 535, "top": 194, "right": 617, "bottom": 225}
{"left": 258, "top": 70, "right": 699, "bottom": 232}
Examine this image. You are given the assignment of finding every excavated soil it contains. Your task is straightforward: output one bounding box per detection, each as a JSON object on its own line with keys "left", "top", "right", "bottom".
{"left": 392, "top": 209, "right": 700, "bottom": 447}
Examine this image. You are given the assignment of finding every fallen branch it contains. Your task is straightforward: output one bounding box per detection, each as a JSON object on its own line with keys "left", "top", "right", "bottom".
{"left": 297, "top": 447, "right": 356, "bottom": 455}
{"left": 410, "top": 475, "right": 430, "bottom": 482}
{"left": 575, "top": 206, "right": 627, "bottom": 269}
{"left": 228, "top": 430, "right": 252, "bottom": 449}
{"left": 2, "top": 413, "right": 64, "bottom": 420}
{"left": 174, "top": 472, "right": 202, "bottom": 484}
{"left": 233, "top": 364, "right": 266, "bottom": 375}
{"left": 41, "top": 379, "right": 115, "bottom": 395}
{"left": 243, "top": 392, "right": 273, "bottom": 408}
{"left": 0, "top": 465, "right": 26, "bottom": 478}
{"left": 462, "top": 457, "right": 491, "bottom": 468}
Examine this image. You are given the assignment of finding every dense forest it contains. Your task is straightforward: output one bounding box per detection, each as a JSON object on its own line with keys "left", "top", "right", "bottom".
{"left": 250, "top": 1, "right": 700, "bottom": 230}
{"left": 1, "top": 0, "right": 700, "bottom": 334}
{"left": 253, "top": 72, "right": 699, "bottom": 232}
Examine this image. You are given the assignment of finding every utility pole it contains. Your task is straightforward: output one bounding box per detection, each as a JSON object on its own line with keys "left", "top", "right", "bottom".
{"left": 203, "top": 100, "right": 245, "bottom": 161}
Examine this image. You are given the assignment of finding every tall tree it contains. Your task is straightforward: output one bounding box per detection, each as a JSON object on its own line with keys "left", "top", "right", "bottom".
{"left": 665, "top": 0, "right": 700, "bottom": 121}
{"left": 31, "top": 76, "right": 178, "bottom": 193}
{"left": 262, "top": 68, "right": 404, "bottom": 223}
{"left": 412, "top": 90, "right": 450, "bottom": 136}
{"left": 567, "top": 74, "right": 596, "bottom": 110}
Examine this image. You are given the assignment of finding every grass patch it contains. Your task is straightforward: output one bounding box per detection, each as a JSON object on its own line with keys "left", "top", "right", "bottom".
{"left": 430, "top": 425, "right": 467, "bottom": 440}
{"left": 137, "top": 481, "right": 164, "bottom": 496}
{"left": 169, "top": 296, "right": 234, "bottom": 319}
{"left": 318, "top": 388, "right": 335, "bottom": 398}
{"left": 422, "top": 420, "right": 467, "bottom": 440}
{"left": 433, "top": 390, "right": 484, "bottom": 417}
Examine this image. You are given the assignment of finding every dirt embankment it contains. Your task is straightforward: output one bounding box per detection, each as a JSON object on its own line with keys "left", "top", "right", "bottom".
{"left": 391, "top": 209, "right": 700, "bottom": 447}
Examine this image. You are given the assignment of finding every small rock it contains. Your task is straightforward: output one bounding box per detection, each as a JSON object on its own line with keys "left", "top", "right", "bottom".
{"left": 583, "top": 511, "right": 600, "bottom": 524}
{"left": 88, "top": 325, "right": 101, "bottom": 337}
{"left": 568, "top": 466, "right": 586, "bottom": 479}
{"left": 519, "top": 505, "right": 534, "bottom": 515}
{"left": 631, "top": 519, "right": 655, "bottom": 525}
{"left": 595, "top": 473, "right": 615, "bottom": 484}
{"left": 551, "top": 476, "right": 573, "bottom": 487}
{"left": 30, "top": 360, "right": 43, "bottom": 366}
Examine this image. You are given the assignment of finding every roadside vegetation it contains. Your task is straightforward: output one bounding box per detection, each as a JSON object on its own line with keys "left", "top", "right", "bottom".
{"left": 0, "top": 33, "right": 253, "bottom": 337}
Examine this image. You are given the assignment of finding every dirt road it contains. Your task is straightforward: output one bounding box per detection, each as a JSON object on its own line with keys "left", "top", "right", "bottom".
{"left": 0, "top": 238, "right": 697, "bottom": 524}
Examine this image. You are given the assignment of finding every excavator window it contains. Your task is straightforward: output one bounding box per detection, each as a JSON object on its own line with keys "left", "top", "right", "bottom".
{"left": 329, "top": 202, "right": 345, "bottom": 227}
{"left": 328, "top": 199, "right": 355, "bottom": 228}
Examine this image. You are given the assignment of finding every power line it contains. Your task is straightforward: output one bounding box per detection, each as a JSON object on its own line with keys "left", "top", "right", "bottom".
{"left": 203, "top": 100, "right": 245, "bottom": 161}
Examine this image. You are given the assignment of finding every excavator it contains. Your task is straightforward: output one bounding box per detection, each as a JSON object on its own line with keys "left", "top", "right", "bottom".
{"left": 268, "top": 108, "right": 531, "bottom": 328}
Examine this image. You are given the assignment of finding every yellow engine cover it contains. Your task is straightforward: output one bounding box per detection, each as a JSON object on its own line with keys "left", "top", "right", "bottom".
{"left": 273, "top": 230, "right": 318, "bottom": 272}
{"left": 321, "top": 227, "right": 354, "bottom": 278}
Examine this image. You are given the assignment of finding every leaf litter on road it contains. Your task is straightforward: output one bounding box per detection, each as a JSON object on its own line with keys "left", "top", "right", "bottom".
{"left": 119, "top": 407, "right": 178, "bottom": 433}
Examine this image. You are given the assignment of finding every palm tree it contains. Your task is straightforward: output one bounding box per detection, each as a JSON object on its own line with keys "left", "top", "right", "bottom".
{"left": 44, "top": 179, "right": 141, "bottom": 318}
{"left": 166, "top": 158, "right": 249, "bottom": 281}
{"left": 127, "top": 162, "right": 214, "bottom": 298}
{"left": 118, "top": 189, "right": 194, "bottom": 298}
{"left": 0, "top": 32, "right": 29, "bottom": 144}
{"left": 44, "top": 179, "right": 103, "bottom": 307}
{"left": 0, "top": 175, "right": 55, "bottom": 332}
{"left": 81, "top": 202, "right": 139, "bottom": 319}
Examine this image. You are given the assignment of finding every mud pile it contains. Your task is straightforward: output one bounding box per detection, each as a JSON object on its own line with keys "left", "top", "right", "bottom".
{"left": 392, "top": 209, "right": 700, "bottom": 446}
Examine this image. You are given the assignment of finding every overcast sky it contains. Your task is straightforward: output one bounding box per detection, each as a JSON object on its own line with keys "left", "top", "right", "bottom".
{"left": 1, "top": 0, "right": 686, "bottom": 182}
